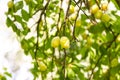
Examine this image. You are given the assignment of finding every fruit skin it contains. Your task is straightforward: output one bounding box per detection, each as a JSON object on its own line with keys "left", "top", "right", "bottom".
{"left": 51, "top": 36, "right": 60, "bottom": 48}
{"left": 38, "top": 61, "right": 47, "bottom": 71}
{"left": 7, "top": 1, "right": 14, "bottom": 8}
{"left": 110, "top": 76, "right": 117, "bottom": 80}
{"left": 101, "top": 3, "right": 108, "bottom": 11}
{"left": 101, "top": 14, "right": 110, "bottom": 22}
{"left": 60, "top": 36, "right": 70, "bottom": 49}
{"left": 111, "top": 58, "right": 118, "bottom": 68}
{"left": 90, "top": 4, "right": 99, "bottom": 14}
{"left": 69, "top": 5, "right": 75, "bottom": 14}
{"left": 69, "top": 13, "right": 77, "bottom": 21}
{"left": 94, "top": 10, "right": 103, "bottom": 19}
{"left": 76, "top": 20, "right": 81, "bottom": 27}
{"left": 116, "top": 35, "right": 120, "bottom": 42}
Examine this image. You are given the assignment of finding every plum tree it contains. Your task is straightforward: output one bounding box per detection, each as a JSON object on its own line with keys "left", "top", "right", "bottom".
{"left": 76, "top": 19, "right": 81, "bottom": 27}
{"left": 6, "top": 0, "right": 120, "bottom": 80}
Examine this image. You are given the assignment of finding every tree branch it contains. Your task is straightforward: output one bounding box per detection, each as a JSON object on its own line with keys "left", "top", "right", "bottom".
{"left": 56, "top": 0, "right": 63, "bottom": 36}
{"left": 88, "top": 33, "right": 119, "bottom": 80}
{"left": 73, "top": 0, "right": 82, "bottom": 39}
{"left": 63, "top": 49, "right": 67, "bottom": 80}
{"left": 34, "top": 0, "right": 50, "bottom": 65}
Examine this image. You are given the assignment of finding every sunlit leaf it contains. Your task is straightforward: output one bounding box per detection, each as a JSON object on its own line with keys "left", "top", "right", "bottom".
{"left": 21, "top": 9, "right": 30, "bottom": 21}
{"left": 14, "top": 1, "right": 23, "bottom": 12}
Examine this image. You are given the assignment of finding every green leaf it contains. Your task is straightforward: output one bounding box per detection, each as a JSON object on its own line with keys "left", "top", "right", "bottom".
{"left": 4, "top": 72, "right": 12, "bottom": 77}
{"left": 93, "top": 69, "right": 100, "bottom": 79}
{"left": 110, "top": 65, "right": 120, "bottom": 75}
{"left": 30, "top": 64, "right": 39, "bottom": 79}
{"left": 21, "top": 9, "right": 30, "bottom": 21}
{"left": 81, "top": 14, "right": 87, "bottom": 26}
{"left": 99, "top": 45, "right": 107, "bottom": 55}
{"left": 11, "top": 24, "right": 21, "bottom": 36}
{"left": 36, "top": 0, "right": 43, "bottom": 10}
{"left": 89, "top": 23, "right": 105, "bottom": 34}
{"left": 28, "top": 1, "right": 36, "bottom": 16}
{"left": 111, "top": 18, "right": 120, "bottom": 33}
{"left": 36, "top": 0, "right": 43, "bottom": 3}
{"left": 21, "top": 39, "right": 30, "bottom": 55}
{"left": 6, "top": 17, "right": 13, "bottom": 27}
{"left": 14, "top": 15, "right": 22, "bottom": 23}
{"left": 111, "top": 0, "right": 120, "bottom": 9}
{"left": 21, "top": 22, "right": 30, "bottom": 35}
{"left": 14, "top": 1, "right": 23, "bottom": 12}
{"left": 75, "top": 27, "right": 85, "bottom": 36}
{"left": 80, "top": 47, "right": 89, "bottom": 59}
{"left": 22, "top": 27, "right": 30, "bottom": 35}
{"left": 106, "top": 31, "right": 114, "bottom": 41}
{"left": 73, "top": 67, "right": 86, "bottom": 80}
{"left": 0, "top": 76, "right": 6, "bottom": 80}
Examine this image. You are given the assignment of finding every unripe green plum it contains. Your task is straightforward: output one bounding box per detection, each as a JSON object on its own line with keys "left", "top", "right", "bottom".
{"left": 51, "top": 36, "right": 60, "bottom": 48}
{"left": 69, "top": 5, "right": 75, "bottom": 14}
{"left": 7, "top": 1, "right": 14, "bottom": 8}
{"left": 116, "top": 35, "right": 120, "bottom": 42}
{"left": 94, "top": 10, "right": 103, "bottom": 19}
{"left": 111, "top": 58, "right": 118, "bottom": 67}
{"left": 101, "top": 14, "right": 110, "bottom": 22}
{"left": 69, "top": 13, "right": 77, "bottom": 21}
{"left": 90, "top": 4, "right": 99, "bottom": 14}
{"left": 38, "top": 61, "right": 47, "bottom": 71}
{"left": 76, "top": 20, "right": 81, "bottom": 27}
{"left": 60, "top": 36, "right": 70, "bottom": 49}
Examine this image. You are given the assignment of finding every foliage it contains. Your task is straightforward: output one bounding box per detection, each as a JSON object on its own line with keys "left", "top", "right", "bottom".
{"left": 6, "top": 0, "right": 120, "bottom": 80}
{"left": 0, "top": 68, "right": 12, "bottom": 80}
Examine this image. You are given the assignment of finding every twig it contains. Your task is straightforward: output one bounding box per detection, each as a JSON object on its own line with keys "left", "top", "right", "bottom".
{"left": 72, "top": 0, "right": 82, "bottom": 41}
{"left": 88, "top": 23, "right": 119, "bottom": 80}
{"left": 34, "top": 0, "right": 50, "bottom": 66}
{"left": 56, "top": 0, "right": 63, "bottom": 36}
{"left": 51, "top": 48, "right": 55, "bottom": 79}
{"left": 63, "top": 49, "right": 67, "bottom": 80}
{"left": 73, "top": 0, "right": 96, "bottom": 25}
{"left": 63, "top": 0, "right": 71, "bottom": 35}
{"left": 95, "top": 0, "right": 100, "bottom": 9}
